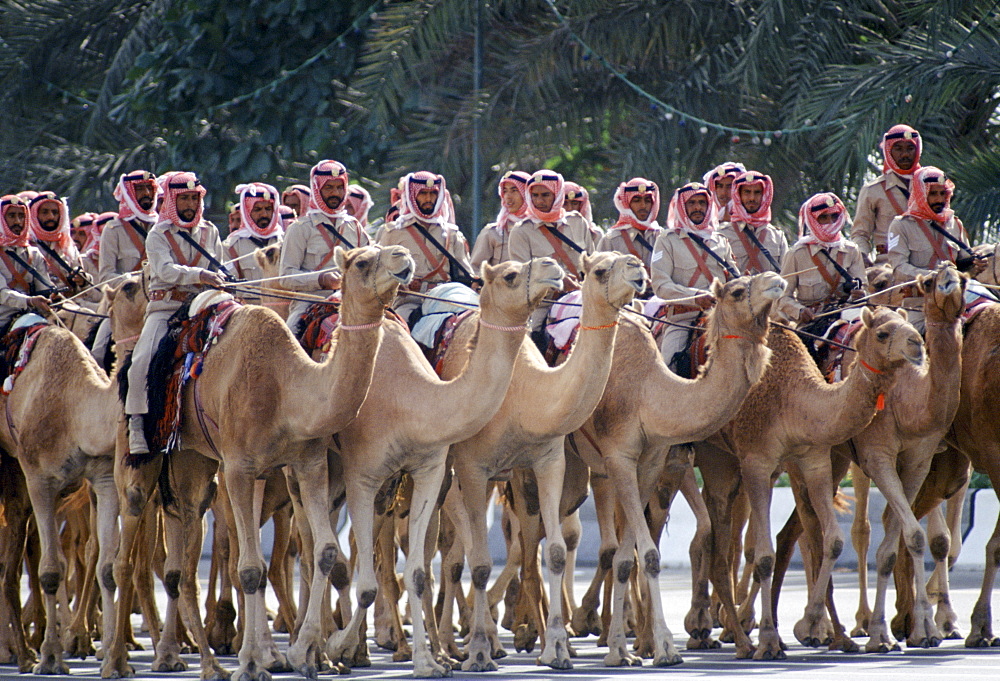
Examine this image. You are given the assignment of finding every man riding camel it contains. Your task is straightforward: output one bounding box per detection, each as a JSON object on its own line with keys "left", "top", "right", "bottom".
{"left": 718, "top": 170, "right": 788, "bottom": 275}
{"left": 703, "top": 161, "right": 745, "bottom": 223}
{"left": 0, "top": 194, "right": 54, "bottom": 331}
{"left": 597, "top": 177, "right": 662, "bottom": 285}
{"left": 470, "top": 170, "right": 529, "bottom": 269}
{"left": 27, "top": 192, "right": 90, "bottom": 293}
{"left": 223, "top": 182, "right": 283, "bottom": 300}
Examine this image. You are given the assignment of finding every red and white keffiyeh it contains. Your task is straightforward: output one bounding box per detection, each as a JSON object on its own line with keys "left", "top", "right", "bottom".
{"left": 494, "top": 170, "right": 529, "bottom": 233}
{"left": 611, "top": 178, "right": 660, "bottom": 232}
{"left": 87, "top": 211, "right": 116, "bottom": 254}
{"left": 113, "top": 170, "right": 158, "bottom": 223}
{"left": 230, "top": 182, "right": 282, "bottom": 239}
{"left": 344, "top": 184, "right": 374, "bottom": 228}
{"left": 666, "top": 182, "right": 716, "bottom": 237}
{"left": 281, "top": 184, "right": 311, "bottom": 217}
{"left": 308, "top": 160, "right": 349, "bottom": 219}
{"left": 881, "top": 125, "right": 922, "bottom": 176}
{"left": 28, "top": 191, "right": 76, "bottom": 255}
{"left": 796, "top": 193, "right": 848, "bottom": 246}
{"left": 729, "top": 171, "right": 773, "bottom": 228}
{"left": 563, "top": 181, "right": 593, "bottom": 222}
{"left": 524, "top": 170, "right": 565, "bottom": 223}
{"left": 72, "top": 212, "right": 98, "bottom": 250}
{"left": 703, "top": 161, "right": 746, "bottom": 211}
{"left": 160, "top": 171, "right": 206, "bottom": 229}
{"left": 278, "top": 205, "right": 296, "bottom": 228}
{"left": 395, "top": 171, "right": 448, "bottom": 227}
{"left": 0, "top": 195, "right": 30, "bottom": 248}
{"left": 903, "top": 166, "right": 954, "bottom": 224}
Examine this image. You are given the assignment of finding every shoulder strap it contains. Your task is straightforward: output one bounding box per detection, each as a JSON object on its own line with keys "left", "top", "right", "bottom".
{"left": 680, "top": 236, "right": 717, "bottom": 288}
{"left": 319, "top": 221, "right": 356, "bottom": 250}
{"left": 0, "top": 250, "right": 31, "bottom": 292}
{"left": 123, "top": 220, "right": 148, "bottom": 264}
{"left": 227, "top": 245, "right": 244, "bottom": 279}
{"left": 881, "top": 179, "right": 907, "bottom": 216}
{"left": 807, "top": 248, "right": 840, "bottom": 290}
{"left": 738, "top": 226, "right": 782, "bottom": 272}
{"left": 915, "top": 219, "right": 953, "bottom": 268}
{"left": 686, "top": 231, "right": 739, "bottom": 279}
{"left": 164, "top": 231, "right": 198, "bottom": 268}
{"left": 539, "top": 225, "right": 581, "bottom": 278}
{"left": 405, "top": 225, "right": 449, "bottom": 283}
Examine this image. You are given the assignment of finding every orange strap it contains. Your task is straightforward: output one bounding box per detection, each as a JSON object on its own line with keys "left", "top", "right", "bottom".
{"left": 618, "top": 229, "right": 642, "bottom": 261}
{"left": 227, "top": 245, "right": 244, "bottom": 279}
{"left": 881, "top": 179, "right": 907, "bottom": 216}
{"left": 915, "top": 220, "right": 953, "bottom": 269}
{"left": 807, "top": 248, "right": 841, "bottom": 291}
{"left": 406, "top": 226, "right": 450, "bottom": 283}
{"left": 538, "top": 226, "right": 580, "bottom": 279}
{"left": 0, "top": 251, "right": 31, "bottom": 292}
{"left": 164, "top": 230, "right": 207, "bottom": 268}
{"left": 312, "top": 222, "right": 339, "bottom": 270}
{"left": 122, "top": 222, "right": 147, "bottom": 267}
{"left": 735, "top": 226, "right": 766, "bottom": 274}
{"left": 680, "top": 236, "right": 717, "bottom": 288}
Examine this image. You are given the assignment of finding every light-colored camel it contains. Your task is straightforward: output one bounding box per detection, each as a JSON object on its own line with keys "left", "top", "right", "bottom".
{"left": 0, "top": 276, "right": 147, "bottom": 675}
{"left": 102, "top": 244, "right": 413, "bottom": 681}
{"left": 437, "top": 252, "right": 645, "bottom": 672}
{"left": 570, "top": 271, "right": 788, "bottom": 667}
{"left": 699, "top": 306, "right": 924, "bottom": 660}
{"left": 832, "top": 264, "right": 966, "bottom": 652}
{"left": 326, "top": 257, "right": 565, "bottom": 678}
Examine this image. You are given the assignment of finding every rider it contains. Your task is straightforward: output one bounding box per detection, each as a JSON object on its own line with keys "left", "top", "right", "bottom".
{"left": 597, "top": 177, "right": 662, "bottom": 287}
{"left": 0, "top": 195, "right": 54, "bottom": 331}
{"left": 717, "top": 170, "right": 788, "bottom": 275}
{"left": 223, "top": 183, "right": 283, "bottom": 301}
{"left": 470, "top": 170, "right": 530, "bottom": 269}
{"left": 27, "top": 192, "right": 90, "bottom": 293}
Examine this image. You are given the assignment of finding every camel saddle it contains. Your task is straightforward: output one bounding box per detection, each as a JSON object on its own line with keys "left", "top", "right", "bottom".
{"left": 140, "top": 295, "right": 242, "bottom": 462}
{"left": 296, "top": 294, "right": 341, "bottom": 355}
{"left": 0, "top": 314, "right": 50, "bottom": 395}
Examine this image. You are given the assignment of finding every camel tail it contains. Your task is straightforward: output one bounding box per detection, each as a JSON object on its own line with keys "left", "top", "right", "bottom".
{"left": 834, "top": 488, "right": 852, "bottom": 515}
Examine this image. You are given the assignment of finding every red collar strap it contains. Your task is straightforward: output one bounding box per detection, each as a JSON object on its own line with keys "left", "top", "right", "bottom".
{"left": 859, "top": 358, "right": 884, "bottom": 375}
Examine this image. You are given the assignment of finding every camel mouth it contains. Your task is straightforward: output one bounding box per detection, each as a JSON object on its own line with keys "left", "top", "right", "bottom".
{"left": 762, "top": 281, "right": 786, "bottom": 300}
{"left": 537, "top": 276, "right": 565, "bottom": 292}
{"left": 392, "top": 266, "right": 413, "bottom": 284}
{"left": 626, "top": 274, "right": 646, "bottom": 293}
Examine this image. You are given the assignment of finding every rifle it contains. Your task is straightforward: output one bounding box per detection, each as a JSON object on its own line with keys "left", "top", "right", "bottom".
{"left": 686, "top": 232, "right": 740, "bottom": 279}
{"left": 817, "top": 248, "right": 863, "bottom": 297}
{"left": 741, "top": 226, "right": 782, "bottom": 272}
{"left": 410, "top": 222, "right": 478, "bottom": 287}
{"left": 174, "top": 230, "right": 237, "bottom": 282}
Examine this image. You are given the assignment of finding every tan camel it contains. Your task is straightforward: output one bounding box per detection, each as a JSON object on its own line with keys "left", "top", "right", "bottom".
{"left": 434, "top": 252, "right": 645, "bottom": 671}
{"left": 102, "top": 244, "right": 413, "bottom": 681}
{"left": 569, "top": 271, "right": 787, "bottom": 667}
{"left": 325, "top": 257, "right": 564, "bottom": 678}
{"left": 0, "top": 447, "right": 37, "bottom": 672}
{"left": 832, "top": 264, "right": 966, "bottom": 652}
{"left": 698, "top": 306, "right": 924, "bottom": 660}
{"left": 0, "top": 276, "right": 147, "bottom": 675}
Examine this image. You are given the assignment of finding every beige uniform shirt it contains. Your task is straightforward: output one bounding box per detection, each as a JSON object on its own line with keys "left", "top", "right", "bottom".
{"left": 99, "top": 216, "right": 152, "bottom": 283}
{"left": 470, "top": 222, "right": 510, "bottom": 269}
{"left": 279, "top": 212, "right": 368, "bottom": 295}
{"left": 852, "top": 172, "right": 910, "bottom": 262}
{"left": 597, "top": 225, "right": 661, "bottom": 274}
{"left": 145, "top": 219, "right": 225, "bottom": 313}
{"left": 0, "top": 245, "right": 54, "bottom": 326}
{"left": 508, "top": 213, "right": 599, "bottom": 283}
{"left": 378, "top": 219, "right": 472, "bottom": 291}
{"left": 650, "top": 229, "right": 736, "bottom": 300}
{"left": 223, "top": 233, "right": 281, "bottom": 302}
{"left": 888, "top": 214, "right": 968, "bottom": 284}
{"left": 778, "top": 240, "right": 867, "bottom": 321}
{"left": 717, "top": 221, "right": 789, "bottom": 275}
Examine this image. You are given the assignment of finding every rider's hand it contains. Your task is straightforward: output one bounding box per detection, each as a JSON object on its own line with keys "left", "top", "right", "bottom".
{"left": 798, "top": 307, "right": 815, "bottom": 323}
{"left": 199, "top": 270, "right": 227, "bottom": 288}
{"left": 694, "top": 292, "right": 716, "bottom": 310}
{"left": 973, "top": 257, "right": 988, "bottom": 276}
{"left": 849, "top": 288, "right": 865, "bottom": 301}
{"left": 27, "top": 296, "right": 51, "bottom": 314}
{"left": 319, "top": 272, "right": 342, "bottom": 290}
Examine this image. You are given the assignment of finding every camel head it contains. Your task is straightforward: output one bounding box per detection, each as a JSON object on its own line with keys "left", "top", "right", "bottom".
{"left": 856, "top": 306, "right": 924, "bottom": 372}
{"left": 253, "top": 243, "right": 282, "bottom": 279}
{"left": 335, "top": 244, "right": 414, "bottom": 314}
{"left": 107, "top": 272, "right": 148, "bottom": 354}
{"left": 709, "top": 271, "right": 786, "bottom": 340}
{"left": 917, "top": 262, "right": 966, "bottom": 324}
{"left": 971, "top": 243, "right": 998, "bottom": 286}
{"left": 579, "top": 251, "right": 646, "bottom": 312}
{"left": 865, "top": 264, "right": 902, "bottom": 306}
{"left": 478, "top": 257, "right": 564, "bottom": 325}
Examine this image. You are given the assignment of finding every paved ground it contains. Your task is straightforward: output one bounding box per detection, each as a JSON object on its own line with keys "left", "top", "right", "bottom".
{"left": 9, "top": 564, "right": 999, "bottom": 680}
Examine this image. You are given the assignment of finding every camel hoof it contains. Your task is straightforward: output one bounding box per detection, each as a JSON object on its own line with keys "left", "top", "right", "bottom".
{"left": 33, "top": 658, "right": 71, "bottom": 675}
{"left": 604, "top": 648, "right": 642, "bottom": 667}
{"left": 265, "top": 651, "right": 292, "bottom": 673}
{"left": 752, "top": 642, "right": 786, "bottom": 661}
{"left": 513, "top": 623, "right": 537, "bottom": 653}
{"left": 392, "top": 648, "right": 412, "bottom": 662}
{"left": 152, "top": 653, "right": 188, "bottom": 672}
{"left": 719, "top": 628, "right": 736, "bottom": 644}
{"left": 687, "top": 636, "right": 721, "bottom": 650}
{"left": 866, "top": 641, "right": 900, "bottom": 653}
{"left": 829, "top": 637, "right": 860, "bottom": 653}
{"left": 63, "top": 632, "right": 96, "bottom": 659}
{"left": 653, "top": 653, "right": 683, "bottom": 667}
{"left": 235, "top": 663, "right": 271, "bottom": 681}
{"left": 462, "top": 649, "right": 498, "bottom": 672}
{"left": 908, "top": 636, "right": 939, "bottom": 649}
{"left": 735, "top": 644, "right": 756, "bottom": 659}
{"left": 413, "top": 660, "right": 452, "bottom": 678}
{"left": 201, "top": 663, "right": 232, "bottom": 681}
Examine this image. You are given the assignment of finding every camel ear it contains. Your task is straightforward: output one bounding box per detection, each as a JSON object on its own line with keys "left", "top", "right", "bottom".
{"left": 896, "top": 308, "right": 908, "bottom": 322}
{"left": 580, "top": 252, "right": 595, "bottom": 275}
{"left": 334, "top": 246, "right": 348, "bottom": 272}
{"left": 630, "top": 300, "right": 643, "bottom": 314}
{"left": 861, "top": 305, "right": 874, "bottom": 328}
{"left": 710, "top": 278, "right": 724, "bottom": 298}
{"left": 481, "top": 262, "right": 499, "bottom": 284}
{"left": 914, "top": 273, "right": 930, "bottom": 296}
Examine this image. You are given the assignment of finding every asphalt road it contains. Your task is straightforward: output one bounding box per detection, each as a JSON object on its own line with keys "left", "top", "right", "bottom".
{"left": 9, "top": 565, "right": 999, "bottom": 680}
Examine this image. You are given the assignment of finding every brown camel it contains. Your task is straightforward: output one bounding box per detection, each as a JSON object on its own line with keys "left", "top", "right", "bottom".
{"left": 436, "top": 252, "right": 645, "bottom": 672}
{"left": 835, "top": 264, "right": 966, "bottom": 652}
{"left": 0, "top": 276, "right": 147, "bottom": 675}
{"left": 570, "top": 271, "right": 788, "bottom": 667}
{"left": 699, "top": 306, "right": 924, "bottom": 660}
{"left": 103, "top": 244, "right": 414, "bottom": 681}
{"left": 0, "top": 447, "right": 37, "bottom": 672}
{"left": 326, "top": 256, "right": 565, "bottom": 678}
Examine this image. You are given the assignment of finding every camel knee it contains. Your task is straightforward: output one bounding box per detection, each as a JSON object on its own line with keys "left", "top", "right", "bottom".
{"left": 239, "top": 566, "right": 266, "bottom": 595}
{"left": 410, "top": 568, "right": 427, "bottom": 599}
{"left": 548, "top": 543, "right": 566, "bottom": 575}
{"left": 39, "top": 571, "right": 60, "bottom": 596}
{"left": 330, "top": 560, "right": 350, "bottom": 590}
{"left": 904, "top": 527, "right": 925, "bottom": 555}
{"left": 599, "top": 548, "right": 615, "bottom": 571}
{"left": 929, "top": 534, "right": 950, "bottom": 562}
{"left": 471, "top": 565, "right": 491, "bottom": 591}
{"left": 615, "top": 557, "right": 634, "bottom": 584}
{"left": 877, "top": 551, "right": 897, "bottom": 577}
{"left": 318, "top": 543, "right": 338, "bottom": 576}
{"left": 449, "top": 562, "right": 464, "bottom": 585}
{"left": 164, "top": 570, "right": 181, "bottom": 600}
{"left": 564, "top": 531, "right": 580, "bottom": 552}
{"left": 753, "top": 554, "right": 774, "bottom": 582}
{"left": 359, "top": 588, "right": 377, "bottom": 609}
{"left": 829, "top": 536, "right": 844, "bottom": 560}
{"left": 100, "top": 562, "right": 116, "bottom": 593}
{"left": 643, "top": 548, "right": 660, "bottom": 577}
{"left": 125, "top": 485, "right": 147, "bottom": 517}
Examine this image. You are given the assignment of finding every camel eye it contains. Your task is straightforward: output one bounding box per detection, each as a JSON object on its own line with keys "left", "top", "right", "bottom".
{"left": 594, "top": 268, "right": 608, "bottom": 279}
{"left": 876, "top": 330, "right": 890, "bottom": 341}
{"left": 731, "top": 288, "right": 745, "bottom": 300}
{"left": 503, "top": 271, "right": 518, "bottom": 283}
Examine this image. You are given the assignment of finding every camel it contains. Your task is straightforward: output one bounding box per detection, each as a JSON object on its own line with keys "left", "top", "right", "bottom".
{"left": 325, "top": 256, "right": 565, "bottom": 678}
{"left": 102, "top": 244, "right": 413, "bottom": 681}
{"left": 568, "top": 271, "right": 787, "bottom": 667}
{"left": 0, "top": 275, "right": 147, "bottom": 675}
{"left": 698, "top": 306, "right": 924, "bottom": 660}
{"left": 834, "top": 264, "right": 965, "bottom": 652}
{"left": 434, "top": 251, "right": 645, "bottom": 672}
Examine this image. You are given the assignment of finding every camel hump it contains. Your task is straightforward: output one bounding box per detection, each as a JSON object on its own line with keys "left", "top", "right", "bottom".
{"left": 189, "top": 290, "right": 235, "bottom": 318}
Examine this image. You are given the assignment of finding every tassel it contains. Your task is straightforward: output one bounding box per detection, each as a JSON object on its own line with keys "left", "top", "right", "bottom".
{"left": 876, "top": 393, "right": 885, "bottom": 411}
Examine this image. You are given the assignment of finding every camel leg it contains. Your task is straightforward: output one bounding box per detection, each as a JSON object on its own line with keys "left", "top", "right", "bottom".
{"left": 206, "top": 492, "right": 236, "bottom": 656}
{"left": 510, "top": 478, "right": 545, "bottom": 655}
{"left": 966, "top": 500, "right": 1000, "bottom": 648}
{"left": 457, "top": 469, "right": 501, "bottom": 672}
{"left": 267, "top": 504, "right": 296, "bottom": 635}
{"left": 486, "top": 499, "right": 520, "bottom": 624}
{"left": 153, "top": 512, "right": 189, "bottom": 674}
{"left": 925, "top": 503, "right": 960, "bottom": 639}
{"left": 129, "top": 503, "right": 161, "bottom": 652}
{"left": 534, "top": 450, "right": 573, "bottom": 670}
{"left": 570, "top": 474, "right": 615, "bottom": 640}
{"left": 61, "top": 501, "right": 97, "bottom": 660}
{"left": 373, "top": 513, "right": 410, "bottom": 660}
{"left": 90, "top": 470, "right": 121, "bottom": 664}
{"left": 402, "top": 458, "right": 452, "bottom": 678}
{"left": 0, "top": 452, "right": 37, "bottom": 672}
{"left": 561, "top": 511, "right": 582, "bottom": 619}
{"left": 850, "top": 461, "right": 873, "bottom": 636}
{"left": 740, "top": 459, "right": 785, "bottom": 661}
{"left": 680, "top": 465, "right": 718, "bottom": 650}
{"left": 438, "top": 493, "right": 468, "bottom": 662}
